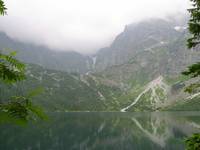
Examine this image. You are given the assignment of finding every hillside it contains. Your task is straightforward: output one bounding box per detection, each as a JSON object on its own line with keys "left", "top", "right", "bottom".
{"left": 1, "top": 17, "right": 200, "bottom": 111}
{"left": 0, "top": 64, "right": 123, "bottom": 111}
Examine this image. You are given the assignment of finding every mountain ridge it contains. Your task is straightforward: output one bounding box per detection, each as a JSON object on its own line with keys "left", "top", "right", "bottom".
{"left": 1, "top": 16, "right": 200, "bottom": 111}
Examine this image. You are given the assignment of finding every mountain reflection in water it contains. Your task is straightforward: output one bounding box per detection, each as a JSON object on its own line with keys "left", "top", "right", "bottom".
{"left": 0, "top": 112, "right": 200, "bottom": 150}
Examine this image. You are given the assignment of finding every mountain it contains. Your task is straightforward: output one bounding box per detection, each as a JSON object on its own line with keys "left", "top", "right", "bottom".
{"left": 94, "top": 17, "right": 188, "bottom": 71}
{"left": 1, "top": 16, "right": 200, "bottom": 111}
{"left": 90, "top": 17, "right": 200, "bottom": 111}
{"left": 0, "top": 32, "right": 92, "bottom": 73}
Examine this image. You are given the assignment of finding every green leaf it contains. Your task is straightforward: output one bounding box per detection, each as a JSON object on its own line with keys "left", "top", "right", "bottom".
{"left": 0, "top": 0, "right": 7, "bottom": 16}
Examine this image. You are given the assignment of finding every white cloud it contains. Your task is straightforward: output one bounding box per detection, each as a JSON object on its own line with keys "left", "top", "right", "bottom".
{"left": 0, "top": 0, "right": 190, "bottom": 54}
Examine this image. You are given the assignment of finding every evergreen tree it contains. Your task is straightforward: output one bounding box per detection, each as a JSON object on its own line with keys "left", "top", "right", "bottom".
{"left": 183, "top": 0, "right": 200, "bottom": 93}
{"left": 187, "top": 0, "right": 200, "bottom": 48}
{"left": 184, "top": 1, "right": 200, "bottom": 148}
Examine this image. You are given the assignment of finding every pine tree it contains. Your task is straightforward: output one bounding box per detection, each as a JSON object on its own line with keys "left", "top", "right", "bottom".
{"left": 183, "top": 0, "right": 200, "bottom": 93}
{"left": 188, "top": 0, "right": 200, "bottom": 48}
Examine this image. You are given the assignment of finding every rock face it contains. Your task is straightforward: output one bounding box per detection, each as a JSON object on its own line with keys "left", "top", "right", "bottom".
{"left": 94, "top": 18, "right": 188, "bottom": 71}
{"left": 92, "top": 17, "right": 200, "bottom": 111}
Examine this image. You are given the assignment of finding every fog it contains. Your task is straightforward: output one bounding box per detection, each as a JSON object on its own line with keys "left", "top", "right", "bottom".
{"left": 0, "top": 0, "right": 190, "bottom": 54}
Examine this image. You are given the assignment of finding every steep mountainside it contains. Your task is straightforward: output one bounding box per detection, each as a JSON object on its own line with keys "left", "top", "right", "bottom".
{"left": 94, "top": 18, "right": 189, "bottom": 71}
{"left": 0, "top": 32, "right": 92, "bottom": 73}
{"left": 90, "top": 18, "right": 200, "bottom": 111}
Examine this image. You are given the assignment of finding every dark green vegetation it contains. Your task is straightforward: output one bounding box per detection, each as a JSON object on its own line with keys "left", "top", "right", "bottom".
{"left": 0, "top": 0, "right": 6, "bottom": 15}
{"left": 182, "top": 0, "right": 200, "bottom": 148}
{"left": 0, "top": 64, "right": 122, "bottom": 111}
{"left": 0, "top": 112, "right": 200, "bottom": 150}
{"left": 0, "top": 51, "right": 25, "bottom": 83}
{"left": 185, "top": 133, "right": 200, "bottom": 150}
{"left": 187, "top": 0, "right": 200, "bottom": 48}
{"left": 182, "top": 0, "right": 200, "bottom": 94}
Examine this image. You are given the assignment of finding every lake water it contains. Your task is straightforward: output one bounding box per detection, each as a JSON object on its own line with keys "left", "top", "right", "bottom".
{"left": 0, "top": 112, "right": 200, "bottom": 150}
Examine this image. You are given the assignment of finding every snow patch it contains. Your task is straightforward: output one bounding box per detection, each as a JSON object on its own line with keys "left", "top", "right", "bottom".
{"left": 52, "top": 77, "right": 64, "bottom": 82}
{"left": 144, "top": 41, "right": 167, "bottom": 53}
{"left": 160, "top": 41, "right": 166, "bottom": 45}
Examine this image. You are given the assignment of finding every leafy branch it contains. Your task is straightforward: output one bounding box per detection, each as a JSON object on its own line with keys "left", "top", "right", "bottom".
{"left": 0, "top": 0, "right": 6, "bottom": 15}
{"left": 0, "top": 51, "right": 26, "bottom": 83}
{"left": 0, "top": 51, "right": 47, "bottom": 123}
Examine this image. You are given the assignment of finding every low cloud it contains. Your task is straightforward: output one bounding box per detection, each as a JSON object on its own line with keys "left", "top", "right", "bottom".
{"left": 0, "top": 0, "right": 190, "bottom": 54}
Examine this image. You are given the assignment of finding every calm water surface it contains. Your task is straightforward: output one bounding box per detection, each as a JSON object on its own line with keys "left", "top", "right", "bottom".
{"left": 1, "top": 112, "right": 200, "bottom": 150}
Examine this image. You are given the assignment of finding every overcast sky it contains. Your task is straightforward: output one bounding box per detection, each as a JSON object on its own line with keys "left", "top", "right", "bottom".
{"left": 0, "top": 0, "right": 190, "bottom": 54}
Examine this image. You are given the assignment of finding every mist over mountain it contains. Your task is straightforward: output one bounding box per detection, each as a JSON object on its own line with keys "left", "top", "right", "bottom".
{"left": 1, "top": 14, "right": 200, "bottom": 111}
{"left": 0, "top": 32, "right": 92, "bottom": 73}
{"left": 0, "top": 0, "right": 189, "bottom": 54}
{"left": 0, "top": 15, "right": 190, "bottom": 73}
{"left": 94, "top": 17, "right": 188, "bottom": 71}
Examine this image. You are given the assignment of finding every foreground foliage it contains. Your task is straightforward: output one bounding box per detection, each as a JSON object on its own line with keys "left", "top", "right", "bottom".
{"left": 184, "top": 0, "right": 200, "bottom": 148}
{"left": 185, "top": 134, "right": 200, "bottom": 150}
{"left": 183, "top": 0, "right": 200, "bottom": 92}
{"left": 0, "top": 51, "right": 46, "bottom": 123}
{"left": 0, "top": 51, "right": 25, "bottom": 83}
{"left": 0, "top": 0, "right": 6, "bottom": 15}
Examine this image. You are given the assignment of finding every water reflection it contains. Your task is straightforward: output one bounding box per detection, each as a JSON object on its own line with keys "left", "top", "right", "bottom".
{"left": 0, "top": 112, "right": 200, "bottom": 150}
